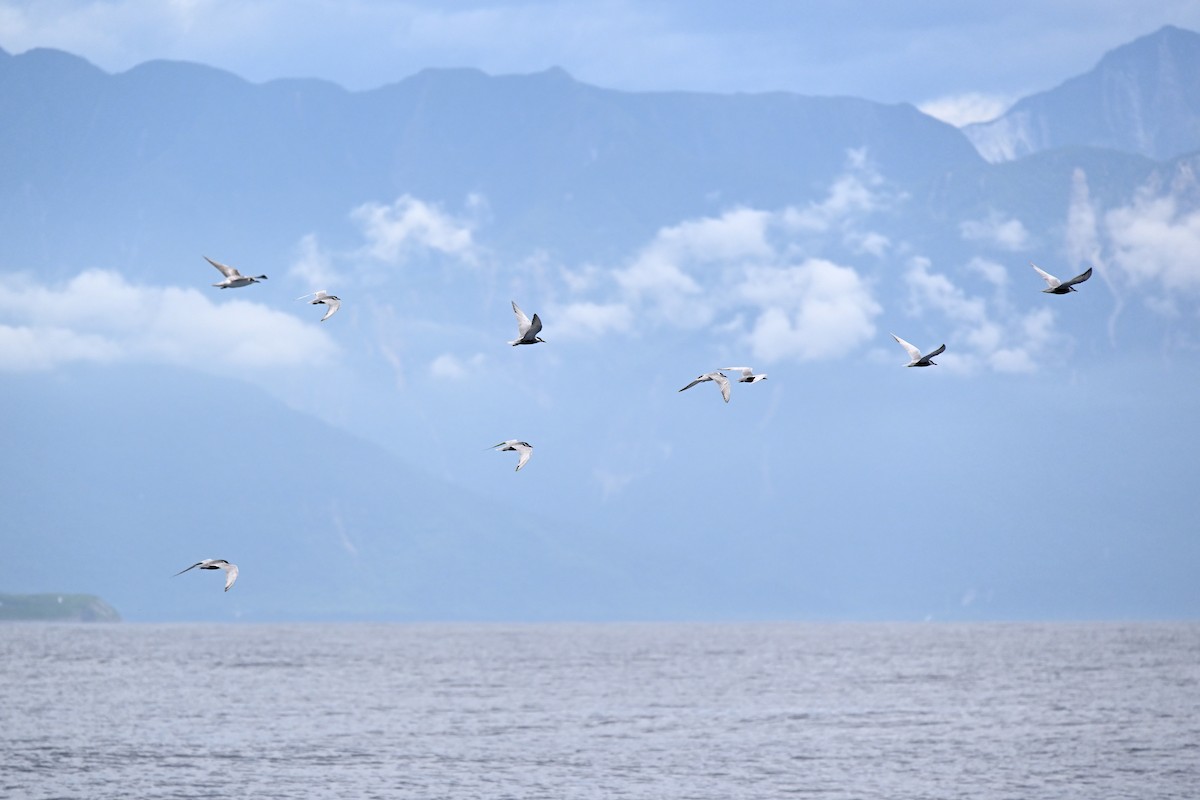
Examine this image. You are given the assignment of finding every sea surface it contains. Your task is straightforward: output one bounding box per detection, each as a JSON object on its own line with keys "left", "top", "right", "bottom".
{"left": 1, "top": 622, "right": 1197, "bottom": 799}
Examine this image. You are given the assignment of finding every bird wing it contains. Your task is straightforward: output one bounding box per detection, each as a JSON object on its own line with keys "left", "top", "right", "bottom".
{"left": 891, "top": 334, "right": 922, "bottom": 362}
{"left": 1030, "top": 262, "right": 1061, "bottom": 289}
{"left": 526, "top": 313, "right": 543, "bottom": 340}
{"left": 513, "top": 442, "right": 533, "bottom": 471}
{"left": 204, "top": 256, "right": 239, "bottom": 278}
{"left": 679, "top": 376, "right": 708, "bottom": 392}
{"left": 924, "top": 343, "right": 946, "bottom": 360}
{"left": 512, "top": 301, "right": 532, "bottom": 337}
{"left": 319, "top": 296, "right": 341, "bottom": 321}
{"left": 173, "top": 561, "right": 203, "bottom": 576}
{"left": 222, "top": 563, "right": 239, "bottom": 592}
{"left": 723, "top": 367, "right": 753, "bottom": 378}
{"left": 1062, "top": 266, "right": 1093, "bottom": 287}
{"left": 713, "top": 372, "right": 731, "bottom": 403}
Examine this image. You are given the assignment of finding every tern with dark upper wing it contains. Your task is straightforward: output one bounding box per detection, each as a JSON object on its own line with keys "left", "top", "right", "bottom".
{"left": 679, "top": 371, "right": 731, "bottom": 402}
{"left": 297, "top": 290, "right": 341, "bottom": 321}
{"left": 1031, "top": 262, "right": 1092, "bottom": 294}
{"left": 724, "top": 366, "right": 768, "bottom": 384}
{"left": 891, "top": 334, "right": 945, "bottom": 367}
{"left": 508, "top": 301, "right": 546, "bottom": 346}
{"left": 205, "top": 256, "right": 267, "bottom": 289}
{"left": 174, "top": 559, "right": 239, "bottom": 592}
{"left": 490, "top": 440, "right": 533, "bottom": 471}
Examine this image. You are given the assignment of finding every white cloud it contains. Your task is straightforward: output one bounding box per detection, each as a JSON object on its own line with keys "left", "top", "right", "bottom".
{"left": 615, "top": 207, "right": 770, "bottom": 300}
{"left": 288, "top": 232, "right": 340, "bottom": 287}
{"left": 959, "top": 212, "right": 1029, "bottom": 251}
{"left": 1105, "top": 191, "right": 1200, "bottom": 293}
{"left": 0, "top": 269, "right": 336, "bottom": 372}
{"left": 556, "top": 159, "right": 895, "bottom": 360}
{"left": 1065, "top": 169, "right": 1101, "bottom": 267}
{"left": 780, "top": 149, "right": 887, "bottom": 234}
{"left": 739, "top": 260, "right": 881, "bottom": 362}
{"left": 918, "top": 93, "right": 1013, "bottom": 127}
{"left": 552, "top": 301, "right": 634, "bottom": 338}
{"left": 611, "top": 210, "right": 775, "bottom": 329}
{"left": 429, "top": 352, "right": 484, "bottom": 380}
{"left": 351, "top": 194, "right": 479, "bottom": 265}
{"left": 967, "top": 257, "right": 1009, "bottom": 288}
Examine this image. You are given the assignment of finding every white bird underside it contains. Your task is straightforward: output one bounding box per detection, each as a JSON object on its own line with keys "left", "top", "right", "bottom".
{"left": 298, "top": 290, "right": 341, "bottom": 321}
{"left": 891, "top": 333, "right": 944, "bottom": 367}
{"left": 205, "top": 256, "right": 267, "bottom": 289}
{"left": 679, "top": 371, "right": 731, "bottom": 402}
{"left": 491, "top": 439, "right": 533, "bottom": 471}
{"left": 174, "top": 559, "right": 239, "bottom": 592}
{"left": 509, "top": 301, "right": 545, "bottom": 345}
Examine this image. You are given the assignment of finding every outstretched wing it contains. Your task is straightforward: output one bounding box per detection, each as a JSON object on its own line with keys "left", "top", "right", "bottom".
{"left": 924, "top": 343, "right": 946, "bottom": 360}
{"left": 204, "top": 256, "right": 238, "bottom": 279}
{"left": 511, "top": 301, "right": 533, "bottom": 337}
{"left": 527, "top": 313, "right": 543, "bottom": 339}
{"left": 513, "top": 442, "right": 533, "bottom": 471}
{"left": 319, "top": 296, "right": 341, "bottom": 321}
{"left": 1030, "top": 262, "right": 1061, "bottom": 289}
{"left": 1062, "top": 266, "right": 1093, "bottom": 288}
{"left": 679, "top": 376, "right": 708, "bottom": 392}
{"left": 173, "top": 561, "right": 203, "bottom": 576}
{"left": 723, "top": 367, "right": 753, "bottom": 378}
{"left": 712, "top": 372, "right": 731, "bottom": 403}
{"left": 222, "top": 563, "right": 239, "bottom": 592}
{"left": 891, "top": 333, "right": 922, "bottom": 362}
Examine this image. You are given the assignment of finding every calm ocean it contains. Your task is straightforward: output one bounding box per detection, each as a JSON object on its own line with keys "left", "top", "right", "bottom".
{"left": 2, "top": 622, "right": 1197, "bottom": 799}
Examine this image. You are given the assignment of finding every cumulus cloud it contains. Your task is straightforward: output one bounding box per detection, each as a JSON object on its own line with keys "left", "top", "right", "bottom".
{"left": 1104, "top": 191, "right": 1200, "bottom": 293}
{"left": 610, "top": 209, "right": 775, "bottom": 329}
{"left": 780, "top": 148, "right": 890, "bottom": 237}
{"left": 552, "top": 301, "right": 634, "bottom": 339}
{"left": 1065, "top": 169, "right": 1101, "bottom": 268}
{"left": 556, "top": 157, "right": 895, "bottom": 361}
{"left": 288, "top": 233, "right": 341, "bottom": 287}
{"left": 429, "top": 352, "right": 485, "bottom": 380}
{"left": 959, "top": 212, "right": 1029, "bottom": 251}
{"left": 351, "top": 194, "right": 480, "bottom": 265}
{"left": 0, "top": 269, "right": 336, "bottom": 372}
{"left": 739, "top": 260, "right": 881, "bottom": 361}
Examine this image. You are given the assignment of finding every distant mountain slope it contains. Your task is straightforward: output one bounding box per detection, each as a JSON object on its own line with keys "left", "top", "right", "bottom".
{"left": 0, "top": 593, "right": 120, "bottom": 621}
{"left": 0, "top": 366, "right": 765, "bottom": 622}
{"left": 0, "top": 46, "right": 981, "bottom": 272}
{"left": 965, "top": 26, "right": 1200, "bottom": 162}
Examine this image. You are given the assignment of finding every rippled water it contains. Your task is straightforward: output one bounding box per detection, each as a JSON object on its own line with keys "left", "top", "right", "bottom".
{"left": 2, "top": 622, "right": 1197, "bottom": 799}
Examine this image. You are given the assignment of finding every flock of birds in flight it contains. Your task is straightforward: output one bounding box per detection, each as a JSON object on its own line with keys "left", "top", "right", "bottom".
{"left": 176, "top": 254, "right": 1094, "bottom": 592}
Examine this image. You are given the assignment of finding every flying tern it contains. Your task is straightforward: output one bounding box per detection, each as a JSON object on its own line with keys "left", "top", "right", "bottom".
{"left": 723, "top": 367, "right": 768, "bottom": 384}
{"left": 297, "top": 290, "right": 341, "bottom": 321}
{"left": 508, "top": 301, "right": 546, "bottom": 346}
{"left": 1031, "top": 262, "right": 1092, "bottom": 294}
{"left": 679, "top": 371, "right": 731, "bottom": 402}
{"left": 490, "top": 440, "right": 533, "bottom": 471}
{"left": 205, "top": 256, "right": 267, "bottom": 289}
{"left": 891, "top": 334, "right": 945, "bottom": 367}
{"left": 174, "top": 559, "right": 239, "bottom": 592}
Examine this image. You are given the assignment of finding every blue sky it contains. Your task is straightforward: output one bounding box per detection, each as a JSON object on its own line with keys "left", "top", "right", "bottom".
{"left": 3, "top": 0, "right": 1200, "bottom": 124}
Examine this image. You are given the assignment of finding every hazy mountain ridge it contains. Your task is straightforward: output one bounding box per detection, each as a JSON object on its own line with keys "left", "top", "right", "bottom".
{"left": 0, "top": 43, "right": 982, "bottom": 273}
{"left": 965, "top": 26, "right": 1200, "bottom": 162}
